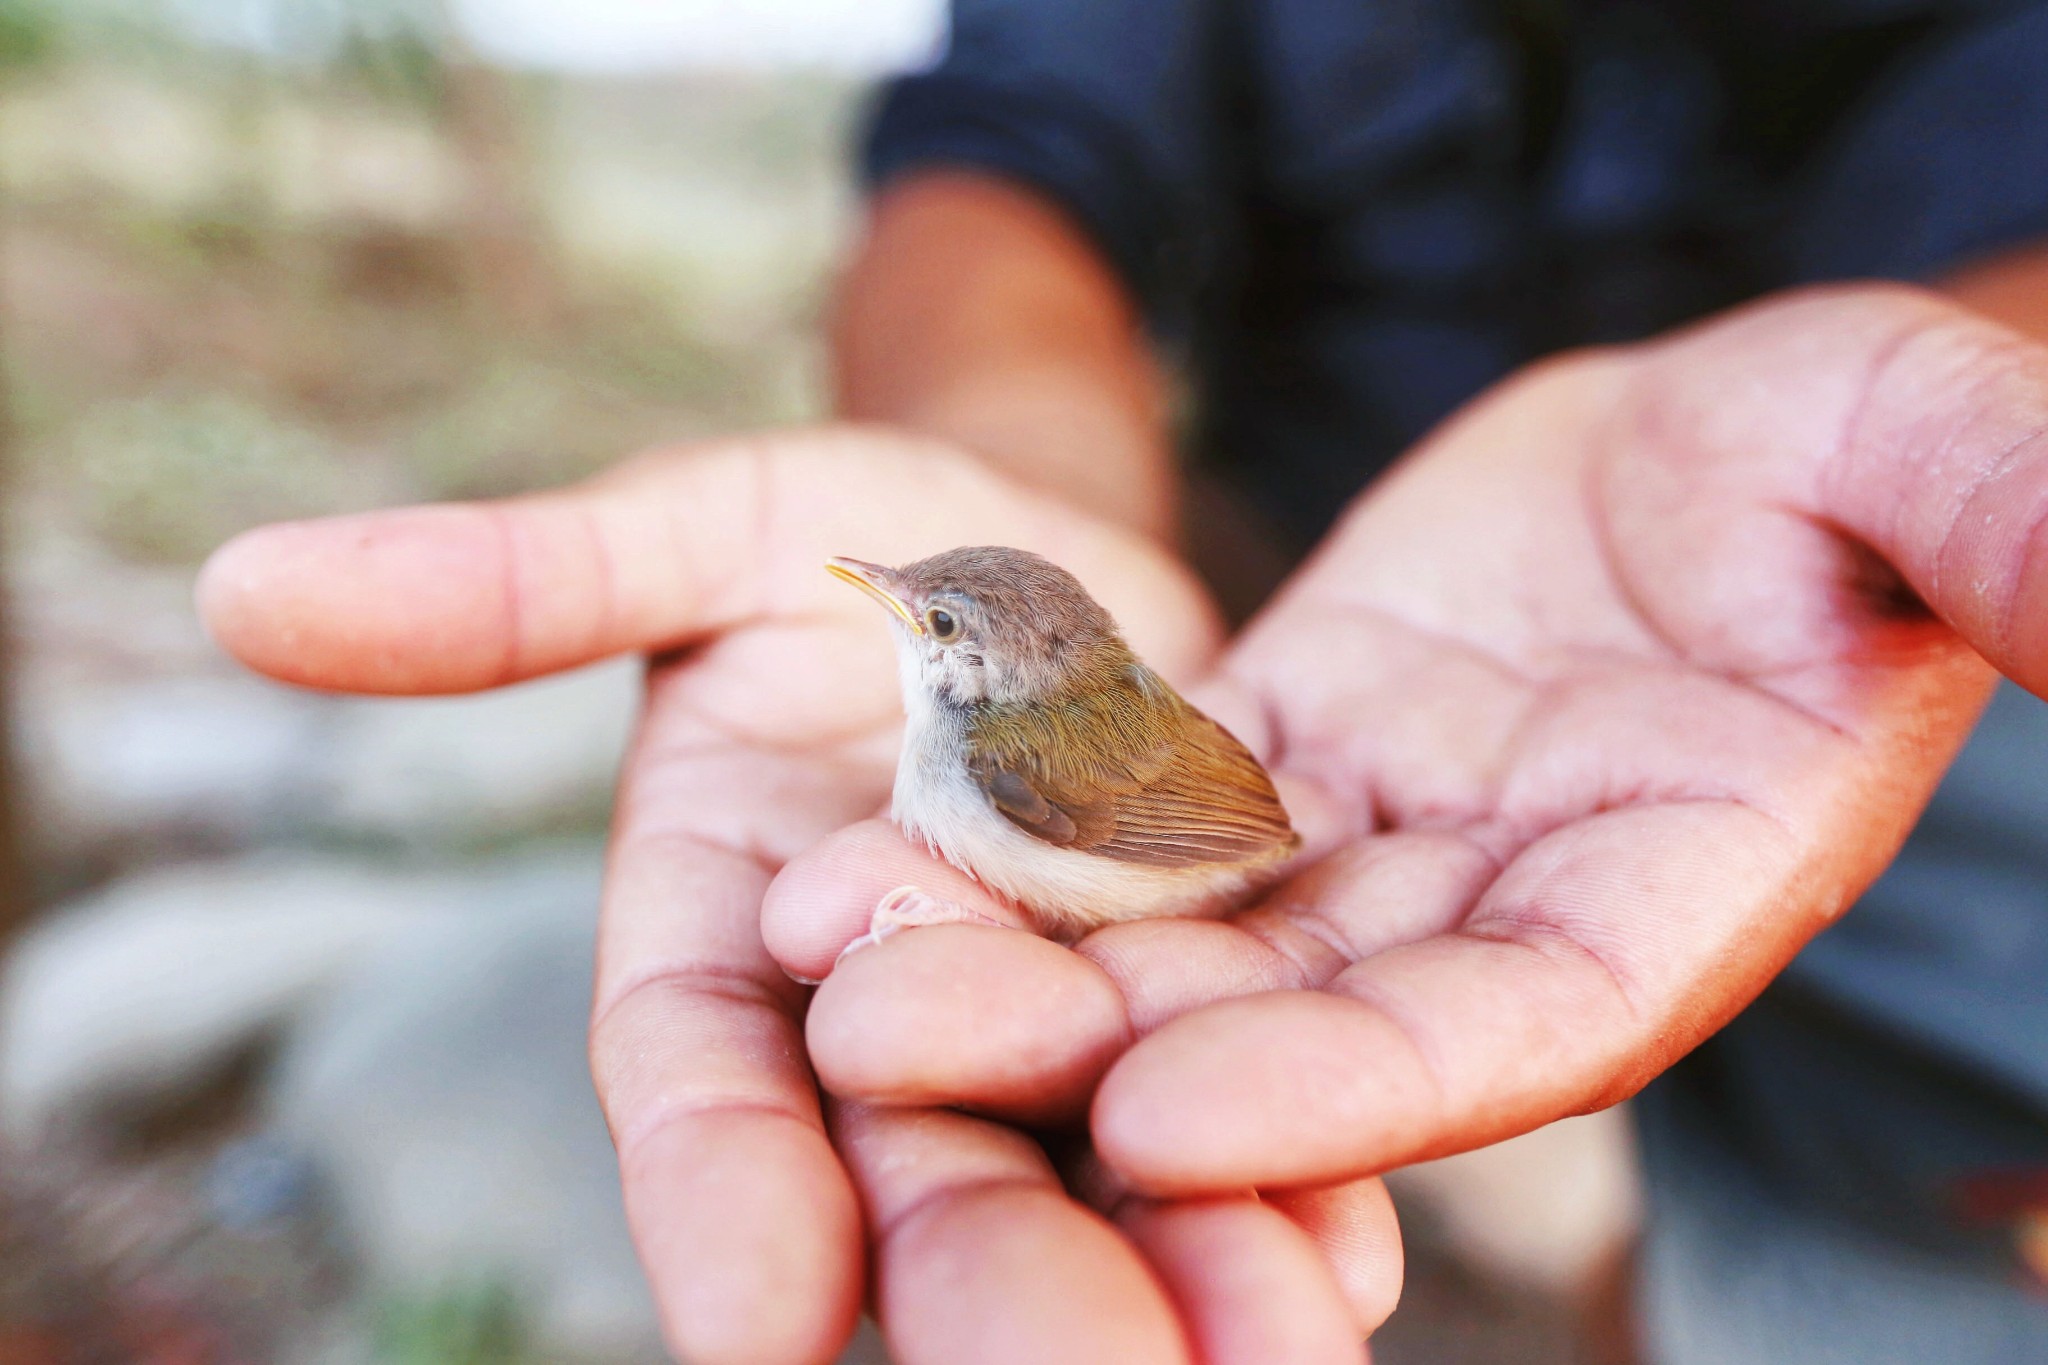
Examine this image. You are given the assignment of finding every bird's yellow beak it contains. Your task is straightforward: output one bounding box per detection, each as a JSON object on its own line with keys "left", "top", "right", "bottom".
{"left": 826, "top": 556, "right": 925, "bottom": 634}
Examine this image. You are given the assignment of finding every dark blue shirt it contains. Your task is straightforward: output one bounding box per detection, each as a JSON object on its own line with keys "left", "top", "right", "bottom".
{"left": 865, "top": 0, "right": 2048, "bottom": 1293}
{"left": 869, "top": 0, "right": 2048, "bottom": 539}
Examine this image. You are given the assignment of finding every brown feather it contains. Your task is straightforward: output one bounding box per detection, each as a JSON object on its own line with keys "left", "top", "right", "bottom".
{"left": 966, "top": 662, "right": 1298, "bottom": 869}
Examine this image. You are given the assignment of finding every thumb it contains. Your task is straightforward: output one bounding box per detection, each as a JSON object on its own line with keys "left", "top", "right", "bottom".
{"left": 1824, "top": 297, "right": 2048, "bottom": 696}
{"left": 1600, "top": 283, "right": 2048, "bottom": 707}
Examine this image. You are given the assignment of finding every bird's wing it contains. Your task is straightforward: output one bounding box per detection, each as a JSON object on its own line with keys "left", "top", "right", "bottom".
{"left": 966, "top": 673, "right": 1297, "bottom": 868}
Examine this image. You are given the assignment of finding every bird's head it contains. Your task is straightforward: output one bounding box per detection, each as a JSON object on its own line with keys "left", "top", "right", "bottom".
{"left": 827, "top": 546, "right": 1132, "bottom": 708}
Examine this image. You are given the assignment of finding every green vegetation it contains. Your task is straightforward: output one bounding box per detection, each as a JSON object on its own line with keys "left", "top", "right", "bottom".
{"left": 372, "top": 1278, "right": 542, "bottom": 1365}
{"left": 4, "top": 8, "right": 856, "bottom": 566}
{"left": 0, "top": 0, "right": 62, "bottom": 75}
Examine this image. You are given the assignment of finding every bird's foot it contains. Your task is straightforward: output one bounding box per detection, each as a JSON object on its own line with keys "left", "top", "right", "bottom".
{"left": 833, "top": 885, "right": 1025, "bottom": 969}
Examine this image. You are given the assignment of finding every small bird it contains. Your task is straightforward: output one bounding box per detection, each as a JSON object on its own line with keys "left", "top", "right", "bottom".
{"left": 827, "top": 546, "right": 1299, "bottom": 945}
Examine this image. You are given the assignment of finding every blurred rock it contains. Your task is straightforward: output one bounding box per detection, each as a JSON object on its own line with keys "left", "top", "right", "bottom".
{"left": 317, "top": 660, "right": 638, "bottom": 848}
{"left": 7, "top": 515, "right": 228, "bottom": 676}
{"left": 264, "top": 883, "right": 661, "bottom": 1361}
{"left": 0, "top": 850, "right": 601, "bottom": 1142}
{"left": 15, "top": 616, "right": 637, "bottom": 867}
{"left": 206, "top": 1135, "right": 319, "bottom": 1231}
{"left": 2, "top": 859, "right": 433, "bottom": 1137}
{"left": 20, "top": 673, "right": 326, "bottom": 854}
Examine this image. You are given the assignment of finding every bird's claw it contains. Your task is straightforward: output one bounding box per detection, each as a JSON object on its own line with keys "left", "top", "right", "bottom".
{"left": 833, "top": 885, "right": 1020, "bottom": 970}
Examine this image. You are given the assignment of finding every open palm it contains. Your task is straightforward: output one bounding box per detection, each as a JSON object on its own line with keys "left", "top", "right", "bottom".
{"left": 768, "top": 284, "right": 2048, "bottom": 1294}
{"left": 199, "top": 427, "right": 1401, "bottom": 1364}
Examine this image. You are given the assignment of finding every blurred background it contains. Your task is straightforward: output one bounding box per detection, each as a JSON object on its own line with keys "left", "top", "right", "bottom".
{"left": 0, "top": 2, "right": 1637, "bottom": 1360}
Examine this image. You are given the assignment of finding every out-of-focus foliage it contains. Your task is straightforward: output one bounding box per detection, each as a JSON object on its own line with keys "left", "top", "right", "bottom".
{"left": 19, "top": 0, "right": 448, "bottom": 91}
{"left": 0, "top": 0, "right": 62, "bottom": 75}
{"left": 59, "top": 391, "right": 367, "bottom": 562}
{"left": 372, "top": 1280, "right": 541, "bottom": 1365}
{"left": 4, "top": 2, "right": 854, "bottom": 566}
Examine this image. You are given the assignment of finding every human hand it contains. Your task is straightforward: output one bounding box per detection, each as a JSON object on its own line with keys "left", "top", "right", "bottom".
{"left": 198, "top": 426, "right": 1402, "bottom": 1364}
{"left": 769, "top": 286, "right": 2048, "bottom": 1213}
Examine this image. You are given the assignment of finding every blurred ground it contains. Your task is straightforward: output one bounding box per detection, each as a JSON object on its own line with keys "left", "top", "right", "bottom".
{"left": 0, "top": 8, "right": 1638, "bottom": 1362}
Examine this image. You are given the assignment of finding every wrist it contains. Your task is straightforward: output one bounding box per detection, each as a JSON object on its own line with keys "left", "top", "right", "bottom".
{"left": 859, "top": 371, "right": 1179, "bottom": 544}
{"left": 1940, "top": 239, "right": 2048, "bottom": 344}
{"left": 832, "top": 171, "right": 1182, "bottom": 544}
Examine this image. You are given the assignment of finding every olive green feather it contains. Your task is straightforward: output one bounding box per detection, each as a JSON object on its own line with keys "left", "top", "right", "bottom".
{"left": 964, "top": 662, "right": 1299, "bottom": 868}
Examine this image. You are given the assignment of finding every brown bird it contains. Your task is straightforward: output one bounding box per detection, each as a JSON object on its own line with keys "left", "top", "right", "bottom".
{"left": 827, "top": 546, "right": 1299, "bottom": 945}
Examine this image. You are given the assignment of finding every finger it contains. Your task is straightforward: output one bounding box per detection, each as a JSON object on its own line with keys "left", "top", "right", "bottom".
{"left": 594, "top": 849, "right": 863, "bottom": 1365}
{"left": 1058, "top": 1142, "right": 1402, "bottom": 1339}
{"left": 198, "top": 439, "right": 776, "bottom": 694}
{"left": 198, "top": 425, "right": 1222, "bottom": 696}
{"left": 1115, "top": 1197, "right": 1369, "bottom": 1364}
{"left": 776, "top": 821, "right": 1126, "bottom": 1121}
{"left": 832, "top": 1102, "right": 1191, "bottom": 1365}
{"left": 811, "top": 922, "right": 1127, "bottom": 1124}
{"left": 1262, "top": 1179, "right": 1405, "bottom": 1335}
{"left": 1094, "top": 833, "right": 1499, "bottom": 1033}
{"left": 1600, "top": 284, "right": 2048, "bottom": 704}
{"left": 761, "top": 818, "right": 1019, "bottom": 980}
{"left": 1090, "top": 800, "right": 1806, "bottom": 1193}
{"left": 794, "top": 832, "right": 1491, "bottom": 1122}
{"left": 590, "top": 671, "right": 870, "bottom": 1365}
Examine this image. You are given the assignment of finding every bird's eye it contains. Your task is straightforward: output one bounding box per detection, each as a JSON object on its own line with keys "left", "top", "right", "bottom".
{"left": 925, "top": 607, "right": 959, "bottom": 641}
